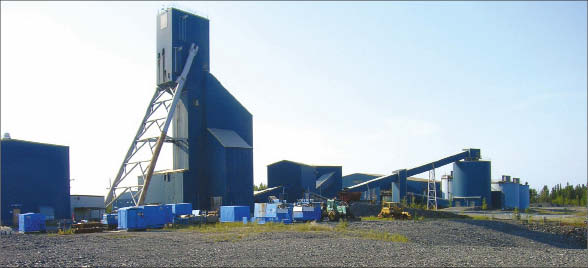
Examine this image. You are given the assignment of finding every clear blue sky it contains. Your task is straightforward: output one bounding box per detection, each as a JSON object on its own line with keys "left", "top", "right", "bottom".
{"left": 1, "top": 1, "right": 586, "bottom": 195}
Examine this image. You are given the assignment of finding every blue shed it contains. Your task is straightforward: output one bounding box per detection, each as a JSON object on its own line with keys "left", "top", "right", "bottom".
{"left": 219, "top": 206, "right": 250, "bottom": 222}
{"left": 18, "top": 213, "right": 46, "bottom": 233}
{"left": 1, "top": 138, "right": 71, "bottom": 226}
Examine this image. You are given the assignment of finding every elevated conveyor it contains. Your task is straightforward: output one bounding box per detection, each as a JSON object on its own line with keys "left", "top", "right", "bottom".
{"left": 347, "top": 149, "right": 481, "bottom": 198}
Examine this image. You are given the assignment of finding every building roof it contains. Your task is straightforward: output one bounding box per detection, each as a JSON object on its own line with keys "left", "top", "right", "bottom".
{"left": 0, "top": 138, "right": 68, "bottom": 148}
{"left": 343, "top": 173, "right": 385, "bottom": 178}
{"left": 207, "top": 128, "right": 252, "bottom": 149}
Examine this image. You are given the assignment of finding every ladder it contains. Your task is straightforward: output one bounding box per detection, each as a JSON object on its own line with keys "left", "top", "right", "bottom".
{"left": 427, "top": 165, "right": 438, "bottom": 210}
{"left": 105, "top": 43, "right": 199, "bottom": 208}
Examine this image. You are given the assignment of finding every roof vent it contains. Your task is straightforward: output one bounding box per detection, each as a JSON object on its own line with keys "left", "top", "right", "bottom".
{"left": 2, "top": 133, "right": 11, "bottom": 139}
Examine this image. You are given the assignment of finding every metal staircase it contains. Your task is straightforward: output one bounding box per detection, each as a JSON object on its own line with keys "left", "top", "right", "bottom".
{"left": 105, "top": 44, "right": 199, "bottom": 208}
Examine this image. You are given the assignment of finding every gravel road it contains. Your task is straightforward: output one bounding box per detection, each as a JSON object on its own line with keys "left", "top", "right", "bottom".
{"left": 1, "top": 219, "right": 586, "bottom": 267}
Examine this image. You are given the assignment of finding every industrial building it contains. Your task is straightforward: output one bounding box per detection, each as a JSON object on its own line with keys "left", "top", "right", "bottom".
{"left": 122, "top": 8, "right": 253, "bottom": 210}
{"left": 1, "top": 136, "right": 71, "bottom": 226}
{"left": 491, "top": 175, "right": 530, "bottom": 210}
{"left": 265, "top": 160, "right": 342, "bottom": 202}
{"left": 342, "top": 173, "right": 442, "bottom": 203}
{"left": 70, "top": 195, "right": 105, "bottom": 222}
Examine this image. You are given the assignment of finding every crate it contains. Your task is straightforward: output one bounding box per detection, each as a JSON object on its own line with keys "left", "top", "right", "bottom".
{"left": 219, "top": 206, "right": 250, "bottom": 222}
{"left": 19, "top": 213, "right": 46, "bottom": 233}
{"left": 118, "top": 207, "right": 146, "bottom": 231}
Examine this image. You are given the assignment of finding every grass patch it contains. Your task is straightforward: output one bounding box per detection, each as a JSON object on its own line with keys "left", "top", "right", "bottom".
{"left": 351, "top": 230, "right": 409, "bottom": 242}
{"left": 57, "top": 229, "right": 75, "bottom": 235}
{"left": 166, "top": 221, "right": 408, "bottom": 243}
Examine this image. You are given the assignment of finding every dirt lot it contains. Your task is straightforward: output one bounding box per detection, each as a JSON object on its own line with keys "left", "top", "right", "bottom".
{"left": 0, "top": 219, "right": 586, "bottom": 267}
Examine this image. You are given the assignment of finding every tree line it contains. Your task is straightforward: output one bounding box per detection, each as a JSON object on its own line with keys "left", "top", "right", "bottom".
{"left": 530, "top": 182, "right": 587, "bottom": 206}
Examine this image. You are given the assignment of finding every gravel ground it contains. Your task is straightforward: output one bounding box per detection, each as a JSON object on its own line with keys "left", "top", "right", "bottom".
{"left": 1, "top": 219, "right": 586, "bottom": 267}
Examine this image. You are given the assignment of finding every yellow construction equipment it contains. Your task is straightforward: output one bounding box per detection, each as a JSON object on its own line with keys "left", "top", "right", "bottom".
{"left": 378, "top": 202, "right": 412, "bottom": 220}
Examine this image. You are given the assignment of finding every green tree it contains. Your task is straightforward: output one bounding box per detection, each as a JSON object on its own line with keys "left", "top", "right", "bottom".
{"left": 529, "top": 188, "right": 538, "bottom": 204}
{"left": 253, "top": 182, "right": 268, "bottom": 191}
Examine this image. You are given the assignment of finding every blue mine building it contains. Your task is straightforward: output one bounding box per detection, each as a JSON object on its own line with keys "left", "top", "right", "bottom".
{"left": 140, "top": 8, "right": 253, "bottom": 210}
{"left": 267, "top": 160, "right": 342, "bottom": 202}
{"left": 1, "top": 137, "right": 71, "bottom": 226}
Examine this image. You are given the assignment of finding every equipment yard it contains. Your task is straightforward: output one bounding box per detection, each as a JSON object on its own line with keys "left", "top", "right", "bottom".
{"left": 1, "top": 219, "right": 585, "bottom": 267}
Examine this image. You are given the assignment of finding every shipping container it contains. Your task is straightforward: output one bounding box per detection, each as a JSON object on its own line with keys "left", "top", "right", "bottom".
{"left": 102, "top": 213, "right": 118, "bottom": 229}
{"left": 118, "top": 207, "right": 146, "bottom": 231}
{"left": 139, "top": 205, "right": 167, "bottom": 228}
{"left": 170, "top": 203, "right": 192, "bottom": 216}
{"left": 18, "top": 213, "right": 46, "bottom": 233}
{"left": 219, "top": 206, "right": 250, "bottom": 222}
{"left": 292, "top": 204, "right": 321, "bottom": 222}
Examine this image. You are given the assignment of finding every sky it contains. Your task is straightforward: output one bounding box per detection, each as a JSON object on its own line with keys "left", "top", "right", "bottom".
{"left": 1, "top": 1, "right": 586, "bottom": 196}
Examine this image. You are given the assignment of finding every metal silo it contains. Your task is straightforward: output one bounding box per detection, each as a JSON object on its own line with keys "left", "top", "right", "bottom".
{"left": 441, "top": 174, "right": 453, "bottom": 200}
{"left": 452, "top": 160, "right": 491, "bottom": 206}
{"left": 498, "top": 182, "right": 520, "bottom": 209}
{"left": 519, "top": 184, "right": 529, "bottom": 210}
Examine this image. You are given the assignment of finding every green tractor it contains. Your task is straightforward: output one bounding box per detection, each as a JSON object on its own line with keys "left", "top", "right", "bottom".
{"left": 322, "top": 199, "right": 352, "bottom": 221}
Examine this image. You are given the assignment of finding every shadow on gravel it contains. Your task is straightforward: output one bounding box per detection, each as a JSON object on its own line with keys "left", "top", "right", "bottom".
{"left": 453, "top": 219, "right": 586, "bottom": 249}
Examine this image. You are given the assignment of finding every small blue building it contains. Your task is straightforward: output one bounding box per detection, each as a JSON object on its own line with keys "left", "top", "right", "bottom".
{"left": 1, "top": 138, "right": 71, "bottom": 226}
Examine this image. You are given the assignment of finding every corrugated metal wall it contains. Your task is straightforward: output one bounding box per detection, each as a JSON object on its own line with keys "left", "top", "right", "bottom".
{"left": 139, "top": 170, "right": 185, "bottom": 205}
{"left": 1, "top": 139, "right": 71, "bottom": 225}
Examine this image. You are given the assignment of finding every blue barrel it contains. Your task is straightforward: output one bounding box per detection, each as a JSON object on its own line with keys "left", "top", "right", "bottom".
{"left": 452, "top": 160, "right": 491, "bottom": 207}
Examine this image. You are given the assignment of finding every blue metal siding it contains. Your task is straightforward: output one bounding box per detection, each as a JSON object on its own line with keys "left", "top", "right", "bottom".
{"left": 158, "top": 9, "right": 252, "bottom": 210}
{"left": 1, "top": 139, "right": 71, "bottom": 226}
{"left": 224, "top": 148, "right": 253, "bottom": 206}
{"left": 452, "top": 161, "right": 491, "bottom": 206}
{"left": 299, "top": 165, "right": 316, "bottom": 195}
{"left": 314, "top": 166, "right": 342, "bottom": 198}
{"left": 498, "top": 182, "right": 520, "bottom": 209}
{"left": 519, "top": 184, "right": 529, "bottom": 210}
{"left": 268, "top": 161, "right": 303, "bottom": 202}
